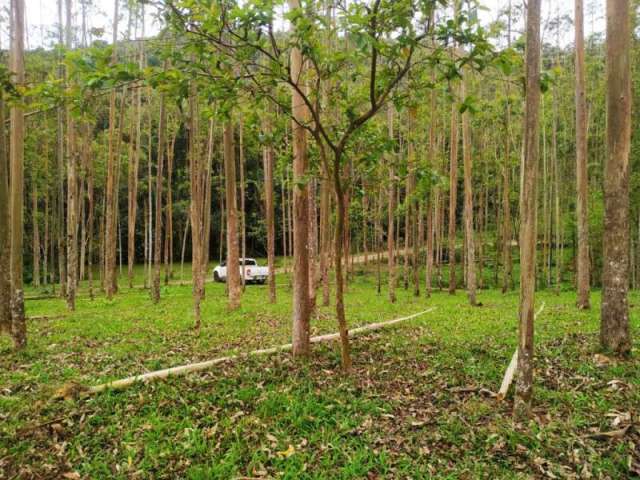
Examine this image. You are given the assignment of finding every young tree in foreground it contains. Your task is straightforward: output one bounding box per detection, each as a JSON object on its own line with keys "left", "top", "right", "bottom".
{"left": 600, "top": 0, "right": 631, "bottom": 355}
{"left": 9, "top": 0, "right": 26, "bottom": 349}
{"left": 514, "top": 0, "right": 541, "bottom": 418}
{"left": 575, "top": 0, "right": 590, "bottom": 309}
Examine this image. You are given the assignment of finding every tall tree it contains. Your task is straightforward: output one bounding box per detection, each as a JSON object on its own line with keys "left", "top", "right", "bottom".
{"left": 66, "top": 0, "right": 79, "bottom": 311}
{"left": 9, "top": 0, "right": 26, "bottom": 348}
{"left": 224, "top": 119, "right": 241, "bottom": 310}
{"left": 461, "top": 74, "right": 477, "bottom": 306}
{"left": 600, "top": 0, "right": 631, "bottom": 355}
{"left": 448, "top": 88, "right": 459, "bottom": 295}
{"left": 575, "top": 0, "right": 590, "bottom": 309}
{"left": 0, "top": 79, "right": 10, "bottom": 335}
{"left": 290, "top": 0, "right": 311, "bottom": 358}
{"left": 151, "top": 79, "right": 166, "bottom": 304}
{"left": 263, "top": 106, "right": 277, "bottom": 304}
{"left": 104, "top": 0, "right": 120, "bottom": 299}
{"left": 387, "top": 104, "right": 397, "bottom": 303}
{"left": 514, "top": 0, "right": 541, "bottom": 418}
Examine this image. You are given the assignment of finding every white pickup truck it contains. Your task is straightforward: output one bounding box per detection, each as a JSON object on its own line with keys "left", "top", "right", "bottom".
{"left": 212, "top": 258, "right": 269, "bottom": 284}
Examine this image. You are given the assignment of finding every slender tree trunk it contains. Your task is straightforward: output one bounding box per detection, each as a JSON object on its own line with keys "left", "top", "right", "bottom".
{"left": 601, "top": 0, "right": 631, "bottom": 356}
{"left": 86, "top": 125, "right": 94, "bottom": 300}
{"left": 289, "top": 5, "right": 311, "bottom": 356}
{"left": 333, "top": 151, "right": 352, "bottom": 370}
{"left": 514, "top": 0, "right": 541, "bottom": 418}
{"left": 0, "top": 88, "right": 11, "bottom": 334}
{"left": 320, "top": 172, "right": 331, "bottom": 306}
{"left": 127, "top": 77, "right": 142, "bottom": 288}
{"left": 575, "top": 0, "right": 590, "bottom": 309}
{"left": 448, "top": 91, "right": 459, "bottom": 295}
{"left": 151, "top": 82, "right": 166, "bottom": 304}
{"left": 164, "top": 133, "right": 175, "bottom": 285}
{"left": 461, "top": 77, "right": 477, "bottom": 306}
{"left": 65, "top": 0, "right": 79, "bottom": 311}
{"left": 56, "top": 0, "right": 66, "bottom": 298}
{"left": 263, "top": 110, "right": 277, "bottom": 303}
{"left": 238, "top": 119, "right": 247, "bottom": 290}
{"left": 387, "top": 104, "right": 397, "bottom": 303}
{"left": 189, "top": 89, "right": 205, "bottom": 330}
{"left": 224, "top": 119, "right": 241, "bottom": 310}
{"left": 32, "top": 187, "right": 41, "bottom": 288}
{"left": 9, "top": 0, "right": 26, "bottom": 348}
{"left": 104, "top": 0, "right": 120, "bottom": 299}
{"left": 501, "top": 0, "right": 513, "bottom": 294}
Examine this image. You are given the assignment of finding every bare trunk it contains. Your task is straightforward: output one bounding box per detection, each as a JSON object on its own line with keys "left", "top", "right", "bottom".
{"left": 263, "top": 110, "right": 276, "bottom": 303}
{"left": 448, "top": 93, "right": 459, "bottom": 295}
{"left": 387, "top": 104, "right": 397, "bottom": 303}
{"left": 32, "top": 188, "right": 40, "bottom": 287}
{"left": 9, "top": 0, "right": 26, "bottom": 348}
{"left": 575, "top": 0, "right": 590, "bottom": 309}
{"left": 461, "top": 78, "right": 477, "bottom": 306}
{"left": 224, "top": 120, "right": 241, "bottom": 310}
{"left": 289, "top": 5, "right": 311, "bottom": 356}
{"left": 0, "top": 88, "right": 11, "bottom": 334}
{"left": 151, "top": 83, "right": 166, "bottom": 304}
{"left": 104, "top": 0, "right": 120, "bottom": 299}
{"left": 600, "top": 0, "right": 631, "bottom": 356}
{"left": 514, "top": 0, "right": 541, "bottom": 418}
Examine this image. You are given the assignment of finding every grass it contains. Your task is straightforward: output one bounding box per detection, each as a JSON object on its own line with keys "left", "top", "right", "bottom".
{"left": 1, "top": 262, "right": 639, "bottom": 479}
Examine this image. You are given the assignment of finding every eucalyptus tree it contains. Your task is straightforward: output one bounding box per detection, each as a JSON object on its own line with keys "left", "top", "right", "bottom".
{"left": 515, "top": 0, "right": 541, "bottom": 419}
{"left": 9, "top": 0, "right": 26, "bottom": 349}
{"left": 575, "top": 0, "right": 590, "bottom": 309}
{"left": 165, "top": 0, "right": 493, "bottom": 369}
{"left": 600, "top": 0, "right": 631, "bottom": 355}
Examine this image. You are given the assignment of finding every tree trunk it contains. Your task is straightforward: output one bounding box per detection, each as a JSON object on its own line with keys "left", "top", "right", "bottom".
{"left": 127, "top": 69, "right": 142, "bottom": 288}
{"left": 601, "top": 0, "right": 631, "bottom": 356}
{"left": 9, "top": 0, "right": 26, "bottom": 349}
{"left": 387, "top": 103, "right": 397, "bottom": 303}
{"left": 461, "top": 77, "right": 477, "bottom": 306}
{"left": 263, "top": 109, "right": 277, "bottom": 303}
{"left": 104, "top": 0, "right": 120, "bottom": 299}
{"left": 289, "top": 6, "right": 311, "bottom": 356}
{"left": 514, "top": 0, "right": 541, "bottom": 418}
{"left": 151, "top": 82, "right": 166, "bottom": 304}
{"left": 448, "top": 92, "right": 459, "bottom": 295}
{"left": 0, "top": 87, "right": 11, "bottom": 335}
{"left": 32, "top": 187, "right": 41, "bottom": 288}
{"left": 224, "top": 119, "right": 241, "bottom": 310}
{"left": 575, "top": 0, "right": 590, "bottom": 309}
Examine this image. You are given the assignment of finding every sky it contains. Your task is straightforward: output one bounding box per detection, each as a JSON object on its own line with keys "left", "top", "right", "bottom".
{"left": 1, "top": 0, "right": 606, "bottom": 50}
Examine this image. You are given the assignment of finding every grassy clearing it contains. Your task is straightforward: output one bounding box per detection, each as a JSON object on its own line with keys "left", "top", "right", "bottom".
{"left": 1, "top": 264, "right": 639, "bottom": 479}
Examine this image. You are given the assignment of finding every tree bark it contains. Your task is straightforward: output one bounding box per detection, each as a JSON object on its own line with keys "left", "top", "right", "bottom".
{"left": 289, "top": 0, "right": 311, "bottom": 358}
{"left": 104, "top": 0, "right": 120, "bottom": 299}
{"left": 9, "top": 0, "right": 26, "bottom": 349}
{"left": 575, "top": 0, "right": 590, "bottom": 309}
{"left": 514, "top": 0, "right": 541, "bottom": 418}
{"left": 600, "top": 0, "right": 632, "bottom": 356}
{"left": 224, "top": 119, "right": 241, "bottom": 310}
{"left": 448, "top": 92, "right": 459, "bottom": 295}
{"left": 387, "top": 103, "right": 397, "bottom": 303}
{"left": 0, "top": 87, "right": 11, "bottom": 335}
{"left": 263, "top": 109, "right": 277, "bottom": 303}
{"left": 151, "top": 80, "right": 166, "bottom": 304}
{"left": 461, "top": 77, "right": 477, "bottom": 306}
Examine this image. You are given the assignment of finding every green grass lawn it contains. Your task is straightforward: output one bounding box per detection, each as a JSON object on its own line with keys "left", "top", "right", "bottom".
{"left": 1, "top": 264, "right": 639, "bottom": 479}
